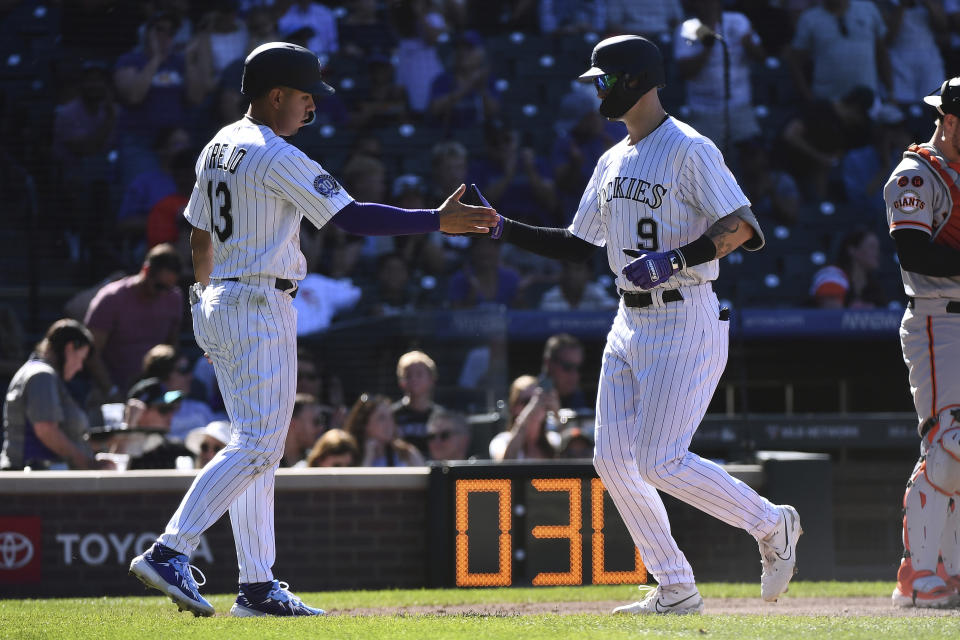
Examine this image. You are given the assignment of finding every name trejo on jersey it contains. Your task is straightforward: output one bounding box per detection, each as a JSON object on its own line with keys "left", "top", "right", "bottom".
{"left": 599, "top": 176, "right": 667, "bottom": 209}
{"left": 203, "top": 143, "right": 248, "bottom": 174}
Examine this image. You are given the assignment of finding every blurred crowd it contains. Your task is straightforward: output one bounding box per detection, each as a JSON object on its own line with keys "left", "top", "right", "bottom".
{"left": 1, "top": 0, "right": 959, "bottom": 470}
{"left": 1, "top": 313, "right": 595, "bottom": 470}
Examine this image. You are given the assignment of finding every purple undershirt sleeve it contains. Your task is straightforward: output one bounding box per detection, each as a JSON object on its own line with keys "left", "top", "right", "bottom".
{"left": 330, "top": 201, "right": 440, "bottom": 236}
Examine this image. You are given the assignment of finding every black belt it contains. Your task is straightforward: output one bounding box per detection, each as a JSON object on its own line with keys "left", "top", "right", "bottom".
{"left": 907, "top": 297, "right": 960, "bottom": 313}
{"left": 223, "top": 277, "right": 298, "bottom": 299}
{"left": 619, "top": 288, "right": 684, "bottom": 308}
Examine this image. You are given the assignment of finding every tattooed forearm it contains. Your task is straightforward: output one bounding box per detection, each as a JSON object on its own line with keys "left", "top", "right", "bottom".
{"left": 704, "top": 214, "right": 756, "bottom": 258}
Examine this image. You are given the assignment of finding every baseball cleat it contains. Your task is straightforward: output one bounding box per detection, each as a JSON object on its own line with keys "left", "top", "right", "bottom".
{"left": 612, "top": 582, "right": 704, "bottom": 615}
{"left": 229, "top": 580, "right": 325, "bottom": 617}
{"left": 129, "top": 543, "right": 214, "bottom": 617}
{"left": 759, "top": 504, "right": 802, "bottom": 602}
{"left": 892, "top": 575, "right": 960, "bottom": 608}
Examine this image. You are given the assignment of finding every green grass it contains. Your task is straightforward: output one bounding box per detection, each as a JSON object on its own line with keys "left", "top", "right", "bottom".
{"left": 1, "top": 583, "right": 957, "bottom": 640}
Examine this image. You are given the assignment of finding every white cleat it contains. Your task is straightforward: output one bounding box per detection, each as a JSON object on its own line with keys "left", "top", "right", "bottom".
{"left": 612, "top": 583, "right": 704, "bottom": 615}
{"left": 759, "top": 504, "right": 802, "bottom": 602}
{"left": 892, "top": 576, "right": 960, "bottom": 609}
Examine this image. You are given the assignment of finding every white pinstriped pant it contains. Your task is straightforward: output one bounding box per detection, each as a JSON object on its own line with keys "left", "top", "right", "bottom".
{"left": 159, "top": 279, "right": 297, "bottom": 583}
{"left": 593, "top": 284, "right": 781, "bottom": 586}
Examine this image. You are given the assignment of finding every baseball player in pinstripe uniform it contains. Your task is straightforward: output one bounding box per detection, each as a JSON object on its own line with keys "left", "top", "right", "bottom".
{"left": 885, "top": 77, "right": 960, "bottom": 609}
{"left": 128, "top": 42, "right": 497, "bottom": 617}
{"left": 482, "top": 35, "right": 801, "bottom": 614}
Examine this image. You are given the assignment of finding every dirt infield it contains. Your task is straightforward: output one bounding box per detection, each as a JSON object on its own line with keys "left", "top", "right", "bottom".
{"left": 329, "top": 597, "right": 960, "bottom": 618}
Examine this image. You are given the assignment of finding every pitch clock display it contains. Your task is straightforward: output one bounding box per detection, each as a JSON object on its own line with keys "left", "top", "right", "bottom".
{"left": 427, "top": 463, "right": 648, "bottom": 588}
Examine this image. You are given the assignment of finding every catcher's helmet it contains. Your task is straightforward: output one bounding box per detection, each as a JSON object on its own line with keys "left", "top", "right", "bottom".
{"left": 241, "top": 42, "right": 335, "bottom": 99}
{"left": 578, "top": 35, "right": 665, "bottom": 119}
{"left": 923, "top": 77, "right": 960, "bottom": 118}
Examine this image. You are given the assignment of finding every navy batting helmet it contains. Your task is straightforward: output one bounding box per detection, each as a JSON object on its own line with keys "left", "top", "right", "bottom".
{"left": 578, "top": 35, "right": 665, "bottom": 119}
{"left": 241, "top": 42, "right": 335, "bottom": 99}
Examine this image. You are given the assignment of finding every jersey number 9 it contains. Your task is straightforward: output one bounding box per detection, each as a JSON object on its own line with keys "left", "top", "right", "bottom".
{"left": 637, "top": 218, "right": 658, "bottom": 251}
{"left": 207, "top": 180, "right": 234, "bottom": 242}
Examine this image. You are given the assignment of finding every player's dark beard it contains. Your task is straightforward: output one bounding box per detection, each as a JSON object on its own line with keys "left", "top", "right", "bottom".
{"left": 599, "top": 81, "right": 644, "bottom": 119}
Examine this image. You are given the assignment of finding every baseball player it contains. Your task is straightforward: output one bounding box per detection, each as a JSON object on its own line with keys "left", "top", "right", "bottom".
{"left": 481, "top": 35, "right": 801, "bottom": 614}
{"left": 128, "top": 42, "right": 497, "bottom": 617}
{"left": 884, "top": 76, "right": 960, "bottom": 609}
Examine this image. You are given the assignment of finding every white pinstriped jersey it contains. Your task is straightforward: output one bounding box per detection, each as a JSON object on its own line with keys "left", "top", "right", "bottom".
{"left": 569, "top": 116, "right": 752, "bottom": 292}
{"left": 184, "top": 116, "right": 354, "bottom": 281}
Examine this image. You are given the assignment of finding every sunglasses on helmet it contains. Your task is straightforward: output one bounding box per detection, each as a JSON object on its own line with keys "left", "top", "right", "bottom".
{"left": 594, "top": 73, "right": 619, "bottom": 92}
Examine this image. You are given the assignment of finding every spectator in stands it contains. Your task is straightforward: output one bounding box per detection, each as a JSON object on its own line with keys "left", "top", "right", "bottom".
{"left": 0, "top": 306, "right": 25, "bottom": 383}
{"left": 146, "top": 147, "right": 195, "bottom": 248}
{"left": 53, "top": 60, "right": 119, "bottom": 272}
{"left": 347, "top": 55, "right": 411, "bottom": 130}
{"left": 391, "top": 0, "right": 447, "bottom": 116}
{"left": 489, "top": 375, "right": 560, "bottom": 460}
{"left": 558, "top": 424, "right": 594, "bottom": 459}
{"left": 787, "top": 0, "right": 888, "bottom": 102}
{"left": 448, "top": 238, "right": 522, "bottom": 309}
{"left": 946, "top": 1, "right": 960, "bottom": 80}
{"left": 883, "top": 0, "right": 947, "bottom": 106}
{"left": 84, "top": 244, "right": 183, "bottom": 400}
{"left": 277, "top": 0, "right": 338, "bottom": 57}
{"left": 113, "top": 11, "right": 205, "bottom": 183}
{"left": 552, "top": 89, "right": 621, "bottom": 223}
{"left": 780, "top": 85, "right": 875, "bottom": 200}
{"left": 809, "top": 228, "right": 887, "bottom": 309}
{"left": 842, "top": 103, "right": 913, "bottom": 213}
{"left": 540, "top": 0, "right": 606, "bottom": 34}
{"left": 53, "top": 60, "right": 118, "bottom": 184}
{"left": 428, "top": 31, "right": 501, "bottom": 132}
{"left": 541, "top": 333, "right": 589, "bottom": 411}
{"left": 674, "top": 0, "right": 765, "bottom": 150}
{"left": 465, "top": 0, "right": 538, "bottom": 33}
{"left": 356, "top": 253, "right": 420, "bottom": 317}
{"left": 282, "top": 393, "right": 327, "bottom": 467}
{"left": 539, "top": 259, "right": 618, "bottom": 311}
{"left": 392, "top": 350, "right": 441, "bottom": 453}
{"left": 425, "top": 409, "right": 472, "bottom": 461}
{"left": 123, "top": 377, "right": 193, "bottom": 470}
{"left": 606, "top": 0, "right": 682, "bottom": 42}
{"left": 339, "top": 0, "right": 398, "bottom": 58}
{"left": 292, "top": 267, "right": 363, "bottom": 335}
{"left": 210, "top": 8, "right": 279, "bottom": 129}
{"left": 306, "top": 428, "right": 361, "bottom": 467}
{"left": 737, "top": 139, "right": 801, "bottom": 226}
{"left": 296, "top": 351, "right": 346, "bottom": 430}
{"left": 345, "top": 393, "right": 425, "bottom": 466}
{"left": 187, "top": 1, "right": 249, "bottom": 95}
{"left": 1, "top": 319, "right": 101, "bottom": 471}
{"left": 117, "top": 126, "right": 192, "bottom": 244}
{"left": 185, "top": 419, "right": 231, "bottom": 469}
{"left": 471, "top": 118, "right": 558, "bottom": 227}
{"left": 391, "top": 174, "right": 448, "bottom": 279}
{"left": 140, "top": 345, "right": 214, "bottom": 442}
{"left": 341, "top": 153, "right": 391, "bottom": 260}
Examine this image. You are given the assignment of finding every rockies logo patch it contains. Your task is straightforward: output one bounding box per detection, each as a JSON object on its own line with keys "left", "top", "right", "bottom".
{"left": 313, "top": 174, "right": 340, "bottom": 196}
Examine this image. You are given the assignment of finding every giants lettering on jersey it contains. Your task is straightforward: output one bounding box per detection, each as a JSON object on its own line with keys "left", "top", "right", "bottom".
{"left": 893, "top": 190, "right": 926, "bottom": 213}
{"left": 600, "top": 176, "right": 667, "bottom": 209}
{"left": 204, "top": 143, "right": 248, "bottom": 174}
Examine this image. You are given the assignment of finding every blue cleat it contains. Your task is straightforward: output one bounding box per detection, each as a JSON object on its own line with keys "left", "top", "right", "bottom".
{"left": 229, "top": 580, "right": 325, "bottom": 617}
{"left": 129, "top": 543, "right": 215, "bottom": 617}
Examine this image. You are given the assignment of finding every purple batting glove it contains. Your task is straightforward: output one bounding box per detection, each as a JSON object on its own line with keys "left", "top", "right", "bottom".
{"left": 470, "top": 183, "right": 502, "bottom": 239}
{"left": 491, "top": 214, "right": 504, "bottom": 239}
{"left": 622, "top": 248, "right": 682, "bottom": 290}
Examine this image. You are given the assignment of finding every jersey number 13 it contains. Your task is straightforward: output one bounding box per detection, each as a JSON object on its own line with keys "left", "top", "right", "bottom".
{"left": 207, "top": 180, "right": 233, "bottom": 242}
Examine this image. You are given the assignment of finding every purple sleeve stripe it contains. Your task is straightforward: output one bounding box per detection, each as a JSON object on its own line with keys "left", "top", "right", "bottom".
{"left": 331, "top": 201, "right": 440, "bottom": 236}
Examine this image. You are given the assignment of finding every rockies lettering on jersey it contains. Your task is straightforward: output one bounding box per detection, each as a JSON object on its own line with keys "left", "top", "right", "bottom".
{"left": 569, "top": 117, "right": 755, "bottom": 292}
{"left": 599, "top": 177, "right": 667, "bottom": 209}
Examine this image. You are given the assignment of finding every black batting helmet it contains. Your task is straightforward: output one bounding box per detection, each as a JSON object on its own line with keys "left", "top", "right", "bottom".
{"left": 241, "top": 42, "right": 335, "bottom": 99}
{"left": 577, "top": 35, "right": 665, "bottom": 119}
